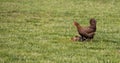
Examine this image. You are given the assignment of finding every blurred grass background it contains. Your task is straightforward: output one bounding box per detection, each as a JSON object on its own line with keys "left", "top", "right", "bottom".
{"left": 0, "top": 0, "right": 120, "bottom": 63}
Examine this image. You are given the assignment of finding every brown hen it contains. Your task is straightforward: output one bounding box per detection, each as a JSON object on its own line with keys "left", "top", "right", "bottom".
{"left": 74, "top": 18, "right": 97, "bottom": 41}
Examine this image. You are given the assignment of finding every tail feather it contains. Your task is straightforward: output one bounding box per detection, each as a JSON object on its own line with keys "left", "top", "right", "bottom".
{"left": 74, "top": 21, "right": 80, "bottom": 26}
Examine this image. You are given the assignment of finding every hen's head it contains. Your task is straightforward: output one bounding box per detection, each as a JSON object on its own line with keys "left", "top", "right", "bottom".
{"left": 90, "top": 18, "right": 96, "bottom": 25}
{"left": 74, "top": 21, "right": 79, "bottom": 26}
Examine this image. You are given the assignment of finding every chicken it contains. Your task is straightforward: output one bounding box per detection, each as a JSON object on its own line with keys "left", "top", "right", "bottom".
{"left": 71, "top": 35, "right": 81, "bottom": 41}
{"left": 74, "top": 18, "right": 96, "bottom": 41}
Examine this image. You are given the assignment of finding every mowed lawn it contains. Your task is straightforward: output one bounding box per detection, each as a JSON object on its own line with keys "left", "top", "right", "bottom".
{"left": 0, "top": 0, "right": 120, "bottom": 63}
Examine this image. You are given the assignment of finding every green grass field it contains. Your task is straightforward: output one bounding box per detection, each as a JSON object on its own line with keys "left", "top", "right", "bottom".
{"left": 0, "top": 0, "right": 120, "bottom": 63}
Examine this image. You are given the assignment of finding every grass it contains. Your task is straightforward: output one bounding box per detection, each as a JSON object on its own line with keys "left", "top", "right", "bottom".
{"left": 0, "top": 0, "right": 120, "bottom": 63}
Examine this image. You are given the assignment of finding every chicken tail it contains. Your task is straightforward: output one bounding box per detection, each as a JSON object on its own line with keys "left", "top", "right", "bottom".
{"left": 74, "top": 21, "right": 80, "bottom": 26}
